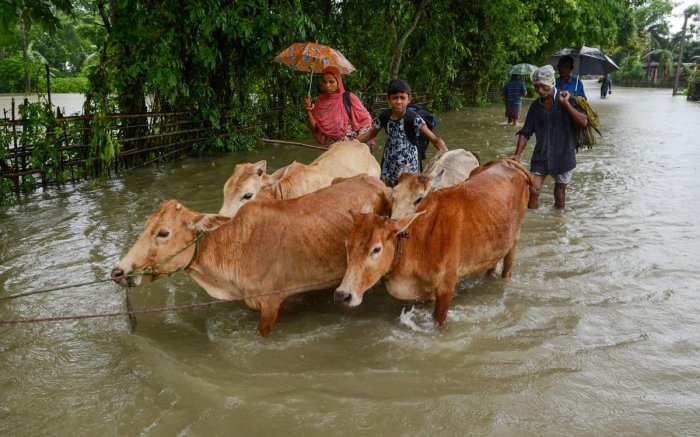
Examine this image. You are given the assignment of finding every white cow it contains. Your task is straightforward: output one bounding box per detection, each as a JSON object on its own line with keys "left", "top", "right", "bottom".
{"left": 220, "top": 140, "right": 380, "bottom": 216}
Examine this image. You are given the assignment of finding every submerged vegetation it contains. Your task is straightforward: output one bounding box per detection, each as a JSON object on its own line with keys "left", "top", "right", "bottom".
{"left": 1, "top": 0, "right": 699, "bottom": 204}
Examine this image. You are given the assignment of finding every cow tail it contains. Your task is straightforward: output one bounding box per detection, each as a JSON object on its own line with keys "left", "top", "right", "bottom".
{"left": 505, "top": 158, "right": 535, "bottom": 187}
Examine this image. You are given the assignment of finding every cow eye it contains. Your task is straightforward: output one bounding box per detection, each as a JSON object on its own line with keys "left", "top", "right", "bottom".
{"left": 242, "top": 192, "right": 253, "bottom": 200}
{"left": 157, "top": 229, "right": 170, "bottom": 238}
{"left": 413, "top": 195, "right": 424, "bottom": 205}
{"left": 371, "top": 246, "right": 381, "bottom": 255}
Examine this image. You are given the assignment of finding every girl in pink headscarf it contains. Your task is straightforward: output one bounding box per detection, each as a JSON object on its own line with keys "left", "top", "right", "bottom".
{"left": 303, "top": 65, "right": 374, "bottom": 147}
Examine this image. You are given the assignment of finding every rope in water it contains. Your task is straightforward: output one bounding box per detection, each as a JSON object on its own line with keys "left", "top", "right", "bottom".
{"left": 0, "top": 277, "right": 343, "bottom": 326}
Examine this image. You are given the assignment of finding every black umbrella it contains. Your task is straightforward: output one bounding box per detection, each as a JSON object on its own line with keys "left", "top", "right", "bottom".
{"left": 544, "top": 45, "right": 619, "bottom": 75}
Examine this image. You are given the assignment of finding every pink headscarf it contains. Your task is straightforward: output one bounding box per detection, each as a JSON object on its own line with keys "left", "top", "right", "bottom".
{"left": 311, "top": 66, "right": 372, "bottom": 144}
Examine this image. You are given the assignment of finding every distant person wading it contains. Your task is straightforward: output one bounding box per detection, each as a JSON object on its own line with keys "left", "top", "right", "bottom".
{"left": 503, "top": 74, "right": 528, "bottom": 126}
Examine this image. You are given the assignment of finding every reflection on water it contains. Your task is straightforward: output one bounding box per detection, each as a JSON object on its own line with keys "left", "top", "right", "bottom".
{"left": 2, "top": 81, "right": 700, "bottom": 434}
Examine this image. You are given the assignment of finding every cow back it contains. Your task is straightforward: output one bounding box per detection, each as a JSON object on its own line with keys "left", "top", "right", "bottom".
{"left": 396, "top": 159, "right": 531, "bottom": 278}
{"left": 209, "top": 174, "right": 391, "bottom": 295}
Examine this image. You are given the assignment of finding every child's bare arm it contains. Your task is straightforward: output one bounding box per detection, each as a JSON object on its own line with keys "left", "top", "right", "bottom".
{"left": 420, "top": 125, "right": 448, "bottom": 152}
{"left": 356, "top": 127, "right": 379, "bottom": 144}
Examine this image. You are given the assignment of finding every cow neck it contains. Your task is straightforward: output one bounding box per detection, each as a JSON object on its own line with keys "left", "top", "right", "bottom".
{"left": 183, "top": 230, "right": 205, "bottom": 271}
{"left": 386, "top": 230, "right": 409, "bottom": 276}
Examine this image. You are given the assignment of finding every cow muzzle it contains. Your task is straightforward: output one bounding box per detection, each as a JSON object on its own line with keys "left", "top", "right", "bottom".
{"left": 334, "top": 289, "right": 361, "bottom": 307}
{"left": 110, "top": 267, "right": 142, "bottom": 287}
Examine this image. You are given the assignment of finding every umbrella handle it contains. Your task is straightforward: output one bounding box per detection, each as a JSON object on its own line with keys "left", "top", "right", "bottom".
{"left": 307, "top": 67, "right": 314, "bottom": 96}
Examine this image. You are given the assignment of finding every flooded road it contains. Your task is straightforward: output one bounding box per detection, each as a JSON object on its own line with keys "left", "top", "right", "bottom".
{"left": 2, "top": 82, "right": 700, "bottom": 435}
{"left": 0, "top": 93, "right": 86, "bottom": 117}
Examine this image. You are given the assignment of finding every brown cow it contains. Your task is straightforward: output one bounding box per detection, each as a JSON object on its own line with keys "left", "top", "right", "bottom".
{"left": 335, "top": 159, "right": 533, "bottom": 327}
{"left": 112, "top": 174, "right": 392, "bottom": 336}
{"left": 391, "top": 149, "right": 480, "bottom": 219}
{"left": 219, "top": 140, "right": 380, "bottom": 216}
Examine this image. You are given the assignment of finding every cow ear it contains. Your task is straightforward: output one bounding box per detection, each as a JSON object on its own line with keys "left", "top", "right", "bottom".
{"left": 388, "top": 210, "right": 425, "bottom": 234}
{"left": 254, "top": 160, "right": 267, "bottom": 177}
{"left": 269, "top": 162, "right": 294, "bottom": 184}
{"left": 192, "top": 214, "right": 231, "bottom": 232}
{"left": 429, "top": 169, "right": 445, "bottom": 192}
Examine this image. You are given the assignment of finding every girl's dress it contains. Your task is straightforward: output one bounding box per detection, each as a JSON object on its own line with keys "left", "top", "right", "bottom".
{"left": 376, "top": 115, "right": 425, "bottom": 185}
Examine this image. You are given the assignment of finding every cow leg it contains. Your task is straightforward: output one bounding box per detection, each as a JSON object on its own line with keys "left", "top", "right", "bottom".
{"left": 433, "top": 273, "right": 457, "bottom": 328}
{"left": 257, "top": 298, "right": 282, "bottom": 337}
{"left": 502, "top": 237, "right": 520, "bottom": 278}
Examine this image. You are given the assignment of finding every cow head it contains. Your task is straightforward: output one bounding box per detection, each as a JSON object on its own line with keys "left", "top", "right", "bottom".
{"left": 335, "top": 204, "right": 424, "bottom": 307}
{"left": 111, "top": 200, "right": 230, "bottom": 287}
{"left": 219, "top": 160, "right": 268, "bottom": 216}
{"left": 390, "top": 169, "right": 444, "bottom": 219}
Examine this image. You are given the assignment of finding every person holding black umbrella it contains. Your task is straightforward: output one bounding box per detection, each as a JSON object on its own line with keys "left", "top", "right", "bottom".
{"left": 512, "top": 65, "right": 588, "bottom": 209}
{"left": 556, "top": 55, "right": 587, "bottom": 100}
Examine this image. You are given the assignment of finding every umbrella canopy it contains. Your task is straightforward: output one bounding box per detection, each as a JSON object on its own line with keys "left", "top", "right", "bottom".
{"left": 274, "top": 42, "right": 356, "bottom": 95}
{"left": 273, "top": 42, "right": 356, "bottom": 75}
{"left": 506, "top": 63, "right": 538, "bottom": 76}
{"left": 544, "top": 45, "right": 619, "bottom": 75}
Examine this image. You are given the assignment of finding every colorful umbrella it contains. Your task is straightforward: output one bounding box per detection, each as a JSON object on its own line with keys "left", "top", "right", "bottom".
{"left": 273, "top": 42, "right": 356, "bottom": 95}
{"left": 506, "top": 63, "right": 538, "bottom": 76}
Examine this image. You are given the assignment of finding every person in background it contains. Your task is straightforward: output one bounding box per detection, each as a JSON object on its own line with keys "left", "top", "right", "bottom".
{"left": 503, "top": 73, "right": 528, "bottom": 126}
{"left": 600, "top": 74, "right": 612, "bottom": 99}
{"left": 304, "top": 65, "right": 373, "bottom": 147}
{"left": 512, "top": 65, "right": 588, "bottom": 209}
{"left": 356, "top": 79, "right": 448, "bottom": 186}
{"left": 555, "top": 55, "right": 587, "bottom": 100}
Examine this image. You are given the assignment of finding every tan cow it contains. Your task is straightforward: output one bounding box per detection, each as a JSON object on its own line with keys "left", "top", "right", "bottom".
{"left": 219, "top": 140, "right": 380, "bottom": 216}
{"left": 112, "top": 174, "right": 392, "bottom": 336}
{"left": 391, "top": 149, "right": 480, "bottom": 219}
{"left": 335, "top": 159, "right": 533, "bottom": 328}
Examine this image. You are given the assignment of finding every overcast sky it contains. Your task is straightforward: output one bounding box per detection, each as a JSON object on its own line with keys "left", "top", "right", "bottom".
{"left": 669, "top": 0, "right": 700, "bottom": 32}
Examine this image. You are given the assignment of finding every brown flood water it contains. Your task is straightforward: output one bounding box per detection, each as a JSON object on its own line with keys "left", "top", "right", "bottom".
{"left": 2, "top": 81, "right": 700, "bottom": 435}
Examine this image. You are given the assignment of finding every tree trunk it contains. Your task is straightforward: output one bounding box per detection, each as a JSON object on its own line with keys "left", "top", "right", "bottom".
{"left": 97, "top": 0, "right": 112, "bottom": 33}
{"left": 18, "top": 8, "right": 30, "bottom": 93}
{"left": 672, "top": 14, "right": 688, "bottom": 96}
{"left": 388, "top": 0, "right": 432, "bottom": 79}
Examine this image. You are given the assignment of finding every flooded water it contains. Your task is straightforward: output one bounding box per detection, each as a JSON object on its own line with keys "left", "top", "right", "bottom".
{"left": 2, "top": 81, "right": 700, "bottom": 434}
{"left": 0, "top": 93, "right": 86, "bottom": 117}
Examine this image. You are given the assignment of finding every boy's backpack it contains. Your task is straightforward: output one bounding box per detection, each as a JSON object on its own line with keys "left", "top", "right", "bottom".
{"left": 378, "top": 103, "right": 436, "bottom": 162}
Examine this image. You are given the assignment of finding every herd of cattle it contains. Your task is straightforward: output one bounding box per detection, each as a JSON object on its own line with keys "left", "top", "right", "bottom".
{"left": 111, "top": 140, "right": 534, "bottom": 336}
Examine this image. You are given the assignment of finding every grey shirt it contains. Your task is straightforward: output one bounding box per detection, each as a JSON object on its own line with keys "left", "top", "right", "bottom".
{"left": 517, "top": 90, "right": 583, "bottom": 175}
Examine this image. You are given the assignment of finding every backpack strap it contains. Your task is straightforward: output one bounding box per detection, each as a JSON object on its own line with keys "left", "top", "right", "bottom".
{"left": 403, "top": 109, "right": 420, "bottom": 147}
{"left": 378, "top": 108, "right": 392, "bottom": 130}
{"left": 342, "top": 91, "right": 352, "bottom": 119}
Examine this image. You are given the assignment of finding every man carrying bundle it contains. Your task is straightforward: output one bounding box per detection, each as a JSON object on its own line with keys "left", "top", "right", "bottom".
{"left": 512, "top": 65, "right": 588, "bottom": 209}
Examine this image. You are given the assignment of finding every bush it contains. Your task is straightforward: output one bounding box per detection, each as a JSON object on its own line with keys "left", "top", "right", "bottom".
{"left": 36, "top": 76, "right": 89, "bottom": 93}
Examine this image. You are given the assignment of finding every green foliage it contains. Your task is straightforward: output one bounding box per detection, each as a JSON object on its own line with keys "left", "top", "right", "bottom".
{"left": 87, "top": 102, "right": 119, "bottom": 180}
{"left": 0, "top": 178, "right": 17, "bottom": 206}
{"left": 612, "top": 55, "right": 647, "bottom": 85}
{"left": 0, "top": 54, "right": 44, "bottom": 92}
